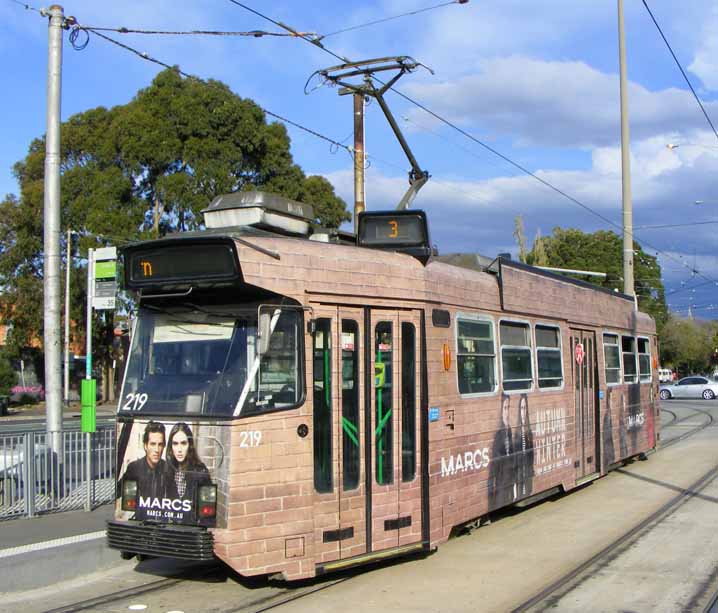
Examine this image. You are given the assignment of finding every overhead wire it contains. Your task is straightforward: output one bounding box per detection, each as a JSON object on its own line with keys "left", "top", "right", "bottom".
{"left": 11, "top": 0, "right": 715, "bottom": 308}
{"left": 68, "top": 26, "right": 307, "bottom": 38}
{"left": 317, "top": 0, "right": 467, "bottom": 40}
{"left": 226, "top": 0, "right": 718, "bottom": 295}
{"left": 641, "top": 0, "right": 718, "bottom": 143}
{"left": 68, "top": 25, "right": 353, "bottom": 156}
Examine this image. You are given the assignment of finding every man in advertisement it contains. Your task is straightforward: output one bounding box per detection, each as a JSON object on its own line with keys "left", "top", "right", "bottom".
{"left": 124, "top": 421, "right": 172, "bottom": 504}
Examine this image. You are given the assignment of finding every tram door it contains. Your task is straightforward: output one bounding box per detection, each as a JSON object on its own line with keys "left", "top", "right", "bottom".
{"left": 311, "top": 307, "right": 366, "bottom": 564}
{"left": 369, "top": 309, "right": 422, "bottom": 553}
{"left": 310, "top": 307, "right": 423, "bottom": 565}
{"left": 570, "top": 328, "right": 600, "bottom": 480}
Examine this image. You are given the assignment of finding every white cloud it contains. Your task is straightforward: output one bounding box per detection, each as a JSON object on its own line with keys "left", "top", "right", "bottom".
{"left": 404, "top": 56, "right": 718, "bottom": 149}
{"left": 688, "top": 5, "right": 718, "bottom": 90}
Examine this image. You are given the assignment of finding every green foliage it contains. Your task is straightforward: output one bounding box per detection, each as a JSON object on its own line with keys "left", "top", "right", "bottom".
{"left": 526, "top": 227, "right": 668, "bottom": 333}
{"left": 0, "top": 68, "right": 349, "bottom": 361}
{"left": 660, "top": 316, "right": 716, "bottom": 375}
{"left": 301, "top": 175, "right": 351, "bottom": 228}
{"left": 0, "top": 350, "right": 16, "bottom": 396}
{"left": 513, "top": 215, "right": 528, "bottom": 263}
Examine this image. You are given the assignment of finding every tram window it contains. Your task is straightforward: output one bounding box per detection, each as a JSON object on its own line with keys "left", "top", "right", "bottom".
{"left": 120, "top": 305, "right": 304, "bottom": 417}
{"left": 622, "top": 336, "right": 638, "bottom": 383}
{"left": 500, "top": 321, "right": 533, "bottom": 391}
{"left": 313, "top": 319, "right": 333, "bottom": 493}
{"left": 536, "top": 325, "right": 563, "bottom": 389}
{"left": 375, "top": 322, "right": 394, "bottom": 486}
{"left": 638, "top": 337, "right": 651, "bottom": 383}
{"left": 256, "top": 309, "right": 303, "bottom": 411}
{"left": 603, "top": 333, "right": 621, "bottom": 385}
{"left": 456, "top": 317, "right": 497, "bottom": 395}
{"left": 401, "top": 322, "right": 416, "bottom": 482}
{"left": 341, "top": 320, "right": 360, "bottom": 491}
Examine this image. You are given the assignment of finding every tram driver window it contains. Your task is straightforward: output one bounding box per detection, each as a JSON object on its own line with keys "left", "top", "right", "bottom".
{"left": 622, "top": 335, "right": 638, "bottom": 383}
{"left": 456, "top": 317, "right": 497, "bottom": 395}
{"left": 500, "top": 321, "right": 533, "bottom": 391}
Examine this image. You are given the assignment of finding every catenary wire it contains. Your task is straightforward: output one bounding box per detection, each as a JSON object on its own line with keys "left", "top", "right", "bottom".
{"left": 318, "top": 0, "right": 467, "bottom": 40}
{"left": 227, "top": 1, "right": 718, "bottom": 293}
{"left": 71, "top": 26, "right": 353, "bottom": 156}
{"left": 13, "top": 0, "right": 716, "bottom": 306}
{"left": 641, "top": 0, "right": 718, "bottom": 142}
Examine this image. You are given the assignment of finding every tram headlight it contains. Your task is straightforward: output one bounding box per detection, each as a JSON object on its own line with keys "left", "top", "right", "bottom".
{"left": 122, "top": 479, "right": 138, "bottom": 511}
{"left": 198, "top": 484, "right": 217, "bottom": 518}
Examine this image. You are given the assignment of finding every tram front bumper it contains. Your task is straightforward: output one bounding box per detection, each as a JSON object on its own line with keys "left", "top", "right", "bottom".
{"left": 106, "top": 520, "right": 215, "bottom": 561}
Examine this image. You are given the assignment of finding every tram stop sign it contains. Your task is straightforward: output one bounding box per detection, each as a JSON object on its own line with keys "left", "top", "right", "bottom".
{"left": 575, "top": 342, "right": 585, "bottom": 365}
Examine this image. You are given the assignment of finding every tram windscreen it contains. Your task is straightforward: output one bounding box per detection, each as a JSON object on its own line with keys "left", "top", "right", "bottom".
{"left": 119, "top": 305, "right": 302, "bottom": 417}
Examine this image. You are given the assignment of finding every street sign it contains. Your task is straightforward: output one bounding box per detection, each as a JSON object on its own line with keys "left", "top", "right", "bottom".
{"left": 92, "top": 247, "right": 117, "bottom": 310}
{"left": 575, "top": 342, "right": 585, "bottom": 365}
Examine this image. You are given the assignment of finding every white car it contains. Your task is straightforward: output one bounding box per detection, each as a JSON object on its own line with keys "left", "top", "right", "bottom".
{"left": 659, "top": 376, "right": 718, "bottom": 400}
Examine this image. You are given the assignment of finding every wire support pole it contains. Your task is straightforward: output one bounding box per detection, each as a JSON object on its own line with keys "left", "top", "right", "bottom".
{"left": 353, "top": 93, "right": 365, "bottom": 233}
{"left": 43, "top": 4, "right": 64, "bottom": 451}
{"left": 618, "top": 0, "right": 635, "bottom": 300}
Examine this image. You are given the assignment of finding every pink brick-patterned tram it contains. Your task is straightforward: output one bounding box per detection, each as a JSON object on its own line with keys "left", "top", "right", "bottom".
{"left": 108, "top": 194, "right": 658, "bottom": 581}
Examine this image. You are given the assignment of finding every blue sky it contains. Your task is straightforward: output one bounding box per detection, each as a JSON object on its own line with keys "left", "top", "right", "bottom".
{"left": 2, "top": 0, "right": 718, "bottom": 319}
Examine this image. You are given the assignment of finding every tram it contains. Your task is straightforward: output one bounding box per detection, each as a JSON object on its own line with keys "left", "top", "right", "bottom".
{"left": 107, "top": 190, "right": 659, "bottom": 581}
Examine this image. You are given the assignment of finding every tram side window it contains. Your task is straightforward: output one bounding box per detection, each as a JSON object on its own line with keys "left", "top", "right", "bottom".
{"left": 536, "top": 325, "right": 563, "bottom": 389}
{"left": 313, "top": 319, "right": 332, "bottom": 493}
{"left": 341, "top": 320, "right": 360, "bottom": 491}
{"left": 638, "top": 338, "right": 651, "bottom": 383}
{"left": 500, "top": 321, "right": 533, "bottom": 391}
{"left": 456, "top": 318, "right": 496, "bottom": 395}
{"left": 603, "top": 333, "right": 621, "bottom": 384}
{"left": 622, "top": 335, "right": 638, "bottom": 383}
{"left": 401, "top": 322, "right": 416, "bottom": 483}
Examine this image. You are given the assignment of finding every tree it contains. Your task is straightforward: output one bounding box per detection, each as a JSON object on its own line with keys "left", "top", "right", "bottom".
{"left": 660, "top": 316, "right": 714, "bottom": 375}
{"left": 0, "top": 350, "right": 16, "bottom": 397}
{"left": 528, "top": 228, "right": 549, "bottom": 266}
{"left": 301, "top": 175, "right": 351, "bottom": 228}
{"left": 525, "top": 227, "right": 668, "bottom": 333}
{"left": 0, "top": 68, "right": 349, "bottom": 391}
{"left": 513, "top": 215, "right": 528, "bottom": 263}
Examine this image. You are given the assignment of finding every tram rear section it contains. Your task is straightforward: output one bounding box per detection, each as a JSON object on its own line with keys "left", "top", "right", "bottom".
{"left": 108, "top": 192, "right": 659, "bottom": 581}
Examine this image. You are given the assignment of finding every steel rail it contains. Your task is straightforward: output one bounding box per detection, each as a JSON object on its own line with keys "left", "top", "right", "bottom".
{"left": 513, "top": 409, "right": 717, "bottom": 612}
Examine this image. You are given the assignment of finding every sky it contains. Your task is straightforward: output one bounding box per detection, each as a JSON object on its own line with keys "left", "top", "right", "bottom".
{"left": 2, "top": 0, "right": 718, "bottom": 319}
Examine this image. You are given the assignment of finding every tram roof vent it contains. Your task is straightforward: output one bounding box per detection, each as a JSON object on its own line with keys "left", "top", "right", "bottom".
{"left": 202, "top": 191, "right": 315, "bottom": 236}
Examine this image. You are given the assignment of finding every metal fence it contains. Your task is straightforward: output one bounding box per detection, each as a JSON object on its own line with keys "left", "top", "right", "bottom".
{"left": 0, "top": 426, "right": 116, "bottom": 519}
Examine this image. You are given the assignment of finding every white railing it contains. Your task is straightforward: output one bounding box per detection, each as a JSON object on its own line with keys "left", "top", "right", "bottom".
{"left": 0, "top": 426, "right": 115, "bottom": 519}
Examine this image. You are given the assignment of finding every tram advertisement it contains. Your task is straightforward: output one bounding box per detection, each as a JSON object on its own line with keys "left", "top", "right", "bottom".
{"left": 115, "top": 420, "right": 212, "bottom": 523}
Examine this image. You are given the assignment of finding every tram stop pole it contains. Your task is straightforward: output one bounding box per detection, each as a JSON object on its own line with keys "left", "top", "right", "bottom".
{"left": 82, "top": 248, "right": 95, "bottom": 511}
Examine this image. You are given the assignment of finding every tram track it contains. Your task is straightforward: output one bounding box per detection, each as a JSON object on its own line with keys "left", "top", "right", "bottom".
{"left": 513, "top": 409, "right": 718, "bottom": 612}
{"left": 40, "top": 561, "right": 351, "bottom": 613}
{"left": 659, "top": 406, "right": 715, "bottom": 449}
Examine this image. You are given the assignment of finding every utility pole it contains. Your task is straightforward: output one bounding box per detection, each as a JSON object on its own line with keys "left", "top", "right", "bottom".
{"left": 43, "top": 4, "right": 64, "bottom": 452}
{"left": 353, "top": 93, "right": 365, "bottom": 233}
{"left": 618, "top": 0, "right": 635, "bottom": 300}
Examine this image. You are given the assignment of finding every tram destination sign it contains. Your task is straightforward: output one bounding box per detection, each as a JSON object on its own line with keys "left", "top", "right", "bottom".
{"left": 125, "top": 241, "right": 240, "bottom": 288}
{"left": 357, "top": 210, "right": 432, "bottom": 263}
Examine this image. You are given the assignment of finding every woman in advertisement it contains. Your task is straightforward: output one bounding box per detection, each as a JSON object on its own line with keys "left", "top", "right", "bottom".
{"left": 166, "top": 422, "right": 211, "bottom": 511}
